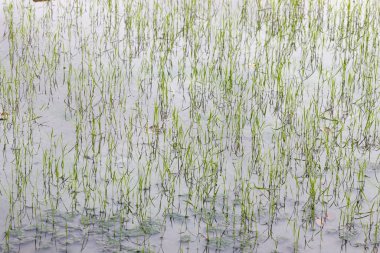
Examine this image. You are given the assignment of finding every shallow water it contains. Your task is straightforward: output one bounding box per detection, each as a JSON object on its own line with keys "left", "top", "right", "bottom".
{"left": 1, "top": 0, "right": 380, "bottom": 252}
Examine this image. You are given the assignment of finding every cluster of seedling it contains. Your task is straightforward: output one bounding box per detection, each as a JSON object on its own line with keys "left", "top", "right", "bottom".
{"left": 1, "top": 0, "right": 380, "bottom": 252}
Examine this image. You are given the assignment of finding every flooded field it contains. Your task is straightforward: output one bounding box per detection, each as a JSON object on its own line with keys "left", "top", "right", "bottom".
{"left": 1, "top": 0, "right": 380, "bottom": 252}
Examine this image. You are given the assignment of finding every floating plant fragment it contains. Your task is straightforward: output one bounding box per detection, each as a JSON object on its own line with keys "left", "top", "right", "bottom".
{"left": 0, "top": 112, "right": 9, "bottom": 120}
{"left": 148, "top": 124, "right": 164, "bottom": 134}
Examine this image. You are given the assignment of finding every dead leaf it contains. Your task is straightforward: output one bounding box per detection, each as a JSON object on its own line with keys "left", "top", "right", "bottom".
{"left": 0, "top": 112, "right": 9, "bottom": 120}
{"left": 321, "top": 126, "right": 331, "bottom": 134}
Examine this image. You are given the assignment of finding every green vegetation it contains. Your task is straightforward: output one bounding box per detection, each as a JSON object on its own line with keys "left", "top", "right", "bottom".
{"left": 1, "top": 0, "right": 380, "bottom": 252}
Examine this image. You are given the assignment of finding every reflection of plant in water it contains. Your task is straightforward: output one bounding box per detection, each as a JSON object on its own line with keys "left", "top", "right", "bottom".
{"left": 309, "top": 177, "right": 316, "bottom": 222}
{"left": 206, "top": 235, "right": 233, "bottom": 250}
{"left": 339, "top": 223, "right": 359, "bottom": 242}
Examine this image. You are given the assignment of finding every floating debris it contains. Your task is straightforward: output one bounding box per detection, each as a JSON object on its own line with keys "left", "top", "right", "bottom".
{"left": 0, "top": 112, "right": 9, "bottom": 120}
